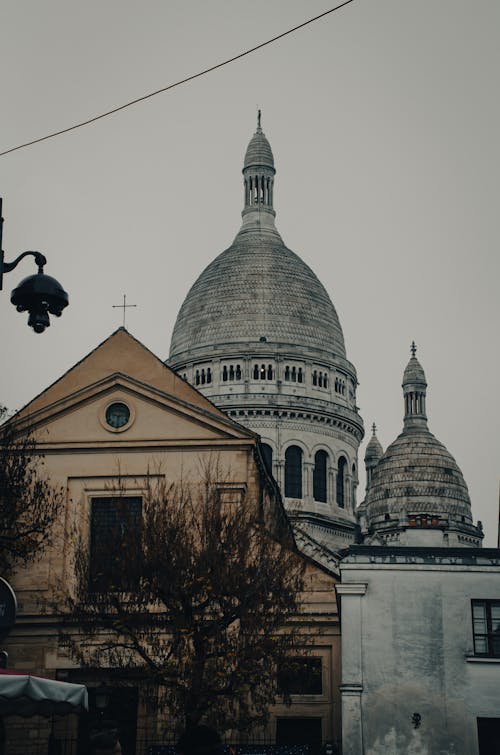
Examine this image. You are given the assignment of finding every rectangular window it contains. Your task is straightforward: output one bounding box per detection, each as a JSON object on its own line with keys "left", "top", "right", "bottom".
{"left": 276, "top": 718, "right": 322, "bottom": 748}
{"left": 472, "top": 600, "right": 500, "bottom": 657}
{"left": 90, "top": 496, "right": 142, "bottom": 591}
{"left": 278, "top": 657, "right": 323, "bottom": 696}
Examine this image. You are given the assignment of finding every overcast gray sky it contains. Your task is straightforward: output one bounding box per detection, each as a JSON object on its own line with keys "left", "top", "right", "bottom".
{"left": 2, "top": 0, "right": 499, "bottom": 544}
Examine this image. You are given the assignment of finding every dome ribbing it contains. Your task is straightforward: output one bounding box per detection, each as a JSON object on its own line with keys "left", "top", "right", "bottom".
{"left": 169, "top": 115, "right": 346, "bottom": 363}
{"left": 362, "top": 345, "right": 482, "bottom": 547}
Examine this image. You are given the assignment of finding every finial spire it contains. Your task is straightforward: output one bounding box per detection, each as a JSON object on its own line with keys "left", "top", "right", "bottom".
{"left": 257, "top": 109, "right": 262, "bottom": 131}
{"left": 411, "top": 341, "right": 417, "bottom": 358}
{"left": 372, "top": 422, "right": 377, "bottom": 435}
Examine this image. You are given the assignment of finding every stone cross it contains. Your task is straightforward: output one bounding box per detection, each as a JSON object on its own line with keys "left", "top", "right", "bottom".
{"left": 112, "top": 294, "right": 137, "bottom": 328}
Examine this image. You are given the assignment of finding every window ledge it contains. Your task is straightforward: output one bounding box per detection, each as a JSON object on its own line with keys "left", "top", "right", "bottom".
{"left": 465, "top": 656, "right": 500, "bottom": 664}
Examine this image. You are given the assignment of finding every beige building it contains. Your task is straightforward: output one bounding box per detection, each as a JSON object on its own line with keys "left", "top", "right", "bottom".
{"left": 4, "top": 328, "right": 342, "bottom": 754}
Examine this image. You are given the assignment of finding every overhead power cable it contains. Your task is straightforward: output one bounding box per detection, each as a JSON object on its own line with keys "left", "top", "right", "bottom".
{"left": 0, "top": 1, "right": 354, "bottom": 158}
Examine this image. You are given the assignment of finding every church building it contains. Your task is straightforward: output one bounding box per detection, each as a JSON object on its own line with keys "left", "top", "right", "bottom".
{"left": 3, "top": 116, "right": 499, "bottom": 755}
{"left": 168, "top": 113, "right": 364, "bottom": 557}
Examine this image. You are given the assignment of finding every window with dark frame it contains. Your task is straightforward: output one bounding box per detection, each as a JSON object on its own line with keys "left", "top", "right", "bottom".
{"left": 278, "top": 657, "right": 323, "bottom": 696}
{"left": 284, "top": 446, "right": 302, "bottom": 499}
{"left": 313, "top": 450, "right": 328, "bottom": 503}
{"left": 337, "top": 456, "right": 347, "bottom": 508}
{"left": 90, "top": 497, "right": 142, "bottom": 591}
{"left": 261, "top": 443, "right": 273, "bottom": 476}
{"left": 472, "top": 600, "right": 500, "bottom": 657}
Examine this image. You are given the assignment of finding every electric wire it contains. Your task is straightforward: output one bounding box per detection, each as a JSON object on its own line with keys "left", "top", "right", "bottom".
{"left": 0, "top": 1, "right": 354, "bottom": 158}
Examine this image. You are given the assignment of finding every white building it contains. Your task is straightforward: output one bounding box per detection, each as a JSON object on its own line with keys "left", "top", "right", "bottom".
{"left": 337, "top": 349, "right": 498, "bottom": 755}
{"left": 338, "top": 546, "right": 500, "bottom": 755}
{"left": 168, "top": 114, "right": 364, "bottom": 554}
{"left": 166, "top": 117, "right": 499, "bottom": 753}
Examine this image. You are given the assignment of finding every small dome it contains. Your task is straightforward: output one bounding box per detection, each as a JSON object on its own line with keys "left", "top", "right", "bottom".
{"left": 403, "top": 342, "right": 427, "bottom": 387}
{"left": 365, "top": 426, "right": 473, "bottom": 521}
{"left": 364, "top": 425, "right": 383, "bottom": 463}
{"left": 362, "top": 345, "right": 482, "bottom": 546}
{"left": 243, "top": 123, "right": 274, "bottom": 171}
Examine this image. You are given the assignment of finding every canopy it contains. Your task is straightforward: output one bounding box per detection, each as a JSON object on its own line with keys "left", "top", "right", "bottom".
{"left": 0, "top": 669, "right": 88, "bottom": 716}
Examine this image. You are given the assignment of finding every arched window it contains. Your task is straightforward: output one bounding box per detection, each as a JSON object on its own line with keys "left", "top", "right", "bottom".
{"left": 318, "top": 372, "right": 323, "bottom": 388}
{"left": 324, "top": 374, "right": 328, "bottom": 388}
{"left": 285, "top": 446, "right": 303, "bottom": 499}
{"left": 253, "top": 364, "right": 259, "bottom": 380}
{"left": 261, "top": 443, "right": 273, "bottom": 475}
{"left": 260, "top": 364, "right": 266, "bottom": 380}
{"left": 313, "top": 450, "right": 328, "bottom": 503}
{"left": 201, "top": 369, "right": 206, "bottom": 385}
{"left": 267, "top": 364, "right": 273, "bottom": 380}
{"left": 285, "top": 366, "right": 290, "bottom": 381}
{"left": 298, "top": 367, "right": 303, "bottom": 383}
{"left": 236, "top": 364, "right": 242, "bottom": 380}
{"left": 222, "top": 366, "right": 228, "bottom": 382}
{"left": 351, "top": 463, "right": 356, "bottom": 508}
{"left": 291, "top": 367, "right": 297, "bottom": 382}
{"left": 313, "top": 370, "right": 317, "bottom": 386}
{"left": 229, "top": 365, "right": 235, "bottom": 381}
{"left": 337, "top": 456, "right": 347, "bottom": 508}
{"left": 195, "top": 370, "right": 200, "bottom": 386}
{"left": 206, "top": 368, "right": 212, "bottom": 384}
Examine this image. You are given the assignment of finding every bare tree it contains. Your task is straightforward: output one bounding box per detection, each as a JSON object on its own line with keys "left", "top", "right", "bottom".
{"left": 0, "top": 407, "right": 65, "bottom": 578}
{"left": 60, "top": 467, "right": 306, "bottom": 734}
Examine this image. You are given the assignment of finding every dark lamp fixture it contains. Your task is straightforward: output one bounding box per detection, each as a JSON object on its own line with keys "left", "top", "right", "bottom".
{"left": 0, "top": 198, "right": 69, "bottom": 333}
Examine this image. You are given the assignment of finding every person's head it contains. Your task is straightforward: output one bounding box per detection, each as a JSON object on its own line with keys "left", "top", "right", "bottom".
{"left": 176, "top": 725, "right": 223, "bottom": 755}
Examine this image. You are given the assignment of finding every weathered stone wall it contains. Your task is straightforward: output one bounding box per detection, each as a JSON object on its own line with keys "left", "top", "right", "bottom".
{"left": 338, "top": 548, "right": 500, "bottom": 755}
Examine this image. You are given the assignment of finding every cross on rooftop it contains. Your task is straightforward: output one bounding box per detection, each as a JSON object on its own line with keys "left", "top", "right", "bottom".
{"left": 411, "top": 341, "right": 417, "bottom": 357}
{"left": 372, "top": 423, "right": 377, "bottom": 435}
{"left": 112, "top": 294, "right": 137, "bottom": 328}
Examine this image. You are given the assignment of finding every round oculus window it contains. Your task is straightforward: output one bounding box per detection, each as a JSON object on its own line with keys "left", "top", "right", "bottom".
{"left": 105, "top": 402, "right": 130, "bottom": 429}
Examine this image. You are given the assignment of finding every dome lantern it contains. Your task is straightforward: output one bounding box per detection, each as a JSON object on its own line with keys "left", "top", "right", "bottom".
{"left": 364, "top": 423, "right": 383, "bottom": 491}
{"left": 402, "top": 341, "right": 428, "bottom": 430}
{"left": 241, "top": 111, "right": 277, "bottom": 234}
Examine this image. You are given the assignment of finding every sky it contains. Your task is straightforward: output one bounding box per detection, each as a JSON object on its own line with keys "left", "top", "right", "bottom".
{"left": 1, "top": 0, "right": 499, "bottom": 545}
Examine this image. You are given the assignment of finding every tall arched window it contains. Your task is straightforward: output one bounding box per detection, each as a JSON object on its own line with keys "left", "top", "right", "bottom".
{"left": 313, "top": 450, "right": 328, "bottom": 503}
{"left": 351, "top": 463, "right": 357, "bottom": 508}
{"left": 285, "top": 446, "right": 303, "bottom": 499}
{"left": 337, "top": 456, "right": 347, "bottom": 508}
{"left": 261, "top": 443, "right": 273, "bottom": 476}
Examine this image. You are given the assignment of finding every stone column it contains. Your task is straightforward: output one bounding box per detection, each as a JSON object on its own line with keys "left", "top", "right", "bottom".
{"left": 352, "top": 479, "right": 359, "bottom": 509}
{"left": 336, "top": 583, "right": 367, "bottom": 755}
{"left": 328, "top": 466, "right": 335, "bottom": 505}
{"left": 275, "top": 460, "right": 284, "bottom": 491}
{"left": 331, "top": 468, "right": 337, "bottom": 507}
{"left": 304, "top": 461, "right": 314, "bottom": 501}
{"left": 346, "top": 473, "right": 353, "bottom": 512}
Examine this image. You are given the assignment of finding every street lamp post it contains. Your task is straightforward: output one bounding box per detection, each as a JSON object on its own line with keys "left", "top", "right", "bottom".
{"left": 0, "top": 198, "right": 69, "bottom": 332}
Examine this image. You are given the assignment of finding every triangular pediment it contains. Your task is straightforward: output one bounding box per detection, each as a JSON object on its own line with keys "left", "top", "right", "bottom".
{"left": 11, "top": 329, "right": 256, "bottom": 447}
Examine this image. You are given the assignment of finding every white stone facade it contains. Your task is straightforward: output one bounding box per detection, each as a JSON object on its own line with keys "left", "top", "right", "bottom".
{"left": 169, "top": 119, "right": 364, "bottom": 550}
{"left": 338, "top": 546, "right": 500, "bottom": 755}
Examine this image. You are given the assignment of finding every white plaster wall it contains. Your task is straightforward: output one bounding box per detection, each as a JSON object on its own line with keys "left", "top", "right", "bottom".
{"left": 339, "top": 561, "right": 500, "bottom": 755}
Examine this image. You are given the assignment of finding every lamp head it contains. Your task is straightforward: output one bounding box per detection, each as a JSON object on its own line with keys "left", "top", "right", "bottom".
{"left": 10, "top": 270, "right": 69, "bottom": 333}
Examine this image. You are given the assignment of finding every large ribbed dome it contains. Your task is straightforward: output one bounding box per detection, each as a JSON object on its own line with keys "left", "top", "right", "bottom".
{"left": 168, "top": 116, "right": 364, "bottom": 554}
{"left": 169, "top": 232, "right": 346, "bottom": 361}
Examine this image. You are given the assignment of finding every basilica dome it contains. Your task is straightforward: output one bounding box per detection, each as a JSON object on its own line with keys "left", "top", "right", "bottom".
{"left": 169, "top": 235, "right": 346, "bottom": 364}
{"left": 168, "top": 115, "right": 364, "bottom": 554}
{"left": 365, "top": 427, "right": 472, "bottom": 520}
{"left": 362, "top": 344, "right": 482, "bottom": 547}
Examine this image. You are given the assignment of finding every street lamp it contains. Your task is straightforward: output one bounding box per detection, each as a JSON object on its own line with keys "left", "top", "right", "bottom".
{"left": 0, "top": 198, "right": 69, "bottom": 333}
